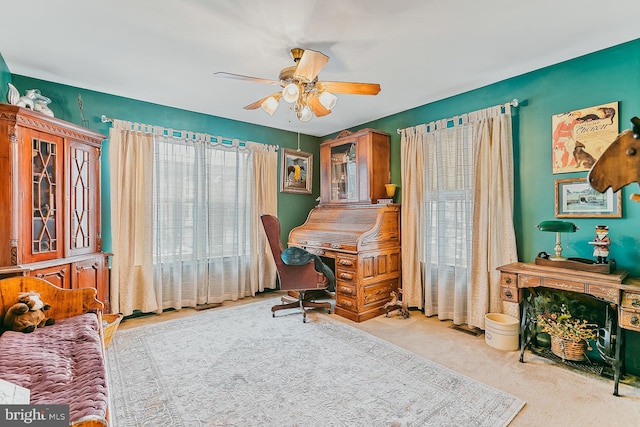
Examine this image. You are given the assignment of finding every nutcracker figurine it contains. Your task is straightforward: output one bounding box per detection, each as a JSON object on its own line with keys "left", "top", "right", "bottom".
{"left": 590, "top": 225, "right": 611, "bottom": 264}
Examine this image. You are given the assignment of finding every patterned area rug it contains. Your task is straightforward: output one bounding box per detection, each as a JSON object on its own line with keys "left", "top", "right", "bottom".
{"left": 106, "top": 298, "right": 525, "bottom": 426}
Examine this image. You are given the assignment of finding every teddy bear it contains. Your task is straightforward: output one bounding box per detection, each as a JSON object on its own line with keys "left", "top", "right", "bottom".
{"left": 3, "top": 291, "right": 55, "bottom": 333}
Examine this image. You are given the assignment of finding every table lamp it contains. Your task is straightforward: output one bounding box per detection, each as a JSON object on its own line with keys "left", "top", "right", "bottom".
{"left": 536, "top": 220, "right": 578, "bottom": 261}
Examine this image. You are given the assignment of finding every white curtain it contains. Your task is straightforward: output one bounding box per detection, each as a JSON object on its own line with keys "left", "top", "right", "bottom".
{"left": 400, "top": 103, "right": 518, "bottom": 328}
{"left": 251, "top": 146, "right": 278, "bottom": 292}
{"left": 469, "top": 108, "right": 519, "bottom": 328}
{"left": 109, "top": 120, "right": 278, "bottom": 316}
{"left": 108, "top": 127, "right": 156, "bottom": 316}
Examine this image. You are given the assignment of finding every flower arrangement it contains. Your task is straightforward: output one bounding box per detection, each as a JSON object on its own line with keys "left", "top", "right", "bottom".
{"left": 536, "top": 303, "right": 598, "bottom": 346}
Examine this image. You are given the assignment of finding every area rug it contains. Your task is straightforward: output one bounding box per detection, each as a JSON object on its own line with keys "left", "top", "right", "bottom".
{"left": 106, "top": 298, "right": 525, "bottom": 426}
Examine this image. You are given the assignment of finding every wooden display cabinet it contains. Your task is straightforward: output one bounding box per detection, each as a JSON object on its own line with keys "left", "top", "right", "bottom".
{"left": 319, "top": 128, "right": 390, "bottom": 205}
{"left": 0, "top": 104, "right": 111, "bottom": 312}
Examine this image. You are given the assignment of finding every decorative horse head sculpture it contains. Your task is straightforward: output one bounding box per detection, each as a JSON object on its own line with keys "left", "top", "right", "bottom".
{"left": 588, "top": 117, "right": 640, "bottom": 202}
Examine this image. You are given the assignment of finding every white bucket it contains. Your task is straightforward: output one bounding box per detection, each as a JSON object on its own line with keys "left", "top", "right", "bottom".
{"left": 485, "top": 313, "right": 519, "bottom": 351}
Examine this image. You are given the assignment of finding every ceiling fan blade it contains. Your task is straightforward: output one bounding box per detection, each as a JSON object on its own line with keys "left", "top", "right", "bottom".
{"left": 214, "top": 72, "right": 282, "bottom": 86}
{"left": 317, "top": 81, "right": 381, "bottom": 95}
{"left": 244, "top": 92, "right": 282, "bottom": 110}
{"left": 293, "top": 49, "right": 329, "bottom": 83}
{"left": 307, "top": 93, "right": 331, "bottom": 117}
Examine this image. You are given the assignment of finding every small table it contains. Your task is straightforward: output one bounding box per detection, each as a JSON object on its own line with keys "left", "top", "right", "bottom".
{"left": 497, "top": 261, "right": 640, "bottom": 396}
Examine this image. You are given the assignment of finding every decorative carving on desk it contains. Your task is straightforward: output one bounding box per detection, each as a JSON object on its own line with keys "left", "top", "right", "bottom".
{"left": 588, "top": 285, "right": 619, "bottom": 304}
{"left": 544, "top": 278, "right": 585, "bottom": 293}
{"left": 519, "top": 275, "right": 540, "bottom": 287}
{"left": 360, "top": 232, "right": 380, "bottom": 247}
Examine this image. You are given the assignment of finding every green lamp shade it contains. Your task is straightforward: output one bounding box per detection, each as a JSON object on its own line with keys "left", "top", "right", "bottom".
{"left": 536, "top": 220, "right": 577, "bottom": 233}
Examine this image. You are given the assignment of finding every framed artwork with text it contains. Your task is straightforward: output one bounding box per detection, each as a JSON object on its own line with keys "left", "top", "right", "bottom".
{"left": 551, "top": 101, "right": 618, "bottom": 174}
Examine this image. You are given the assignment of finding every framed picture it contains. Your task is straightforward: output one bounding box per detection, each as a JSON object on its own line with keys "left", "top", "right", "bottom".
{"left": 555, "top": 178, "right": 621, "bottom": 218}
{"left": 280, "top": 148, "right": 312, "bottom": 194}
{"left": 551, "top": 101, "right": 618, "bottom": 174}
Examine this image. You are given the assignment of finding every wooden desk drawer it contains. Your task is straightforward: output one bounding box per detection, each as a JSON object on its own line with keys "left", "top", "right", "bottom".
{"left": 336, "top": 294, "right": 357, "bottom": 312}
{"left": 336, "top": 282, "right": 356, "bottom": 297}
{"left": 336, "top": 269, "right": 356, "bottom": 282}
{"left": 363, "top": 279, "right": 398, "bottom": 306}
{"left": 500, "top": 273, "right": 517, "bottom": 288}
{"left": 336, "top": 255, "right": 357, "bottom": 270}
{"left": 543, "top": 277, "right": 585, "bottom": 293}
{"left": 621, "top": 291, "right": 640, "bottom": 309}
{"left": 619, "top": 307, "right": 640, "bottom": 331}
{"left": 500, "top": 286, "right": 519, "bottom": 303}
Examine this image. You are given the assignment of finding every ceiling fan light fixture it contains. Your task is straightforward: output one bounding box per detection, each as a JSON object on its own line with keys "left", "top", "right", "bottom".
{"left": 298, "top": 105, "right": 313, "bottom": 122}
{"left": 260, "top": 96, "right": 279, "bottom": 115}
{"left": 318, "top": 91, "right": 337, "bottom": 110}
{"left": 282, "top": 83, "right": 300, "bottom": 103}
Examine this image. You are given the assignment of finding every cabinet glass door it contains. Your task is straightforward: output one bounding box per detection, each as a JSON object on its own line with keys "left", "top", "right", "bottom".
{"left": 330, "top": 142, "right": 357, "bottom": 202}
{"left": 70, "top": 145, "right": 91, "bottom": 251}
{"left": 32, "top": 138, "right": 58, "bottom": 254}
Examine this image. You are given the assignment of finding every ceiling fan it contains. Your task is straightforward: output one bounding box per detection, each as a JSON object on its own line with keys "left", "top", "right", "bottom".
{"left": 214, "top": 48, "right": 381, "bottom": 122}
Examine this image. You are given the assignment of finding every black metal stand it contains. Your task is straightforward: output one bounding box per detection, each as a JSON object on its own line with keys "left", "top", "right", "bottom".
{"left": 518, "top": 289, "right": 622, "bottom": 395}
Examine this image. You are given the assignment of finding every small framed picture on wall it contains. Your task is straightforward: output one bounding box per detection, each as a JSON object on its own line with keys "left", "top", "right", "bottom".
{"left": 280, "top": 148, "right": 312, "bottom": 194}
{"left": 555, "top": 177, "right": 621, "bottom": 218}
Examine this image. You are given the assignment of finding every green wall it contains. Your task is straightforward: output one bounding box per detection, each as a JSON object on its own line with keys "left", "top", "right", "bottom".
{"left": 8, "top": 74, "right": 322, "bottom": 248}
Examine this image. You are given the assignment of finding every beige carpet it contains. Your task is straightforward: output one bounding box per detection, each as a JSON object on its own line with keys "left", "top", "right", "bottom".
{"left": 106, "top": 297, "right": 524, "bottom": 426}
{"left": 114, "top": 292, "right": 640, "bottom": 426}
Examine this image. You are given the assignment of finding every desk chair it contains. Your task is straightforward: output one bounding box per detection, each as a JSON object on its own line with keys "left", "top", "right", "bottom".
{"left": 260, "top": 214, "right": 332, "bottom": 322}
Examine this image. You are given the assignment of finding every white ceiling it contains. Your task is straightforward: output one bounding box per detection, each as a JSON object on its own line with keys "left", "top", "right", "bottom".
{"left": 2, "top": 0, "right": 640, "bottom": 137}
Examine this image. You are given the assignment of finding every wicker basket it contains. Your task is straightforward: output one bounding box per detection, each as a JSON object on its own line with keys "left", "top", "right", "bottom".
{"left": 550, "top": 334, "right": 586, "bottom": 361}
{"left": 102, "top": 313, "right": 123, "bottom": 349}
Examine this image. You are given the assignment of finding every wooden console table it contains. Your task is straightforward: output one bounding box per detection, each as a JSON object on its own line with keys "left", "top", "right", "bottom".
{"left": 497, "top": 262, "right": 640, "bottom": 396}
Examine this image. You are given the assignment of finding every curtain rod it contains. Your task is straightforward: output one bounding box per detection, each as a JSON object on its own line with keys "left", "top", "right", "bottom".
{"left": 100, "top": 115, "right": 278, "bottom": 151}
{"left": 396, "top": 98, "right": 519, "bottom": 134}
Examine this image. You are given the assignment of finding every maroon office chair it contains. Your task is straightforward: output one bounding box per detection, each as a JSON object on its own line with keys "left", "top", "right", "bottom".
{"left": 260, "top": 214, "right": 332, "bottom": 322}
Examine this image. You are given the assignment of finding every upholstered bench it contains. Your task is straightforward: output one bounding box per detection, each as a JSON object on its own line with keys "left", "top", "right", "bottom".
{"left": 0, "top": 277, "right": 111, "bottom": 427}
